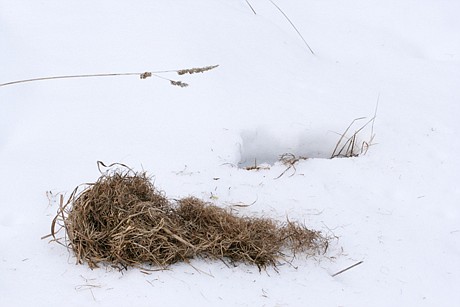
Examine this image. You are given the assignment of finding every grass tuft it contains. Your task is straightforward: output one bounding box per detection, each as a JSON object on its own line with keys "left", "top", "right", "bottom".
{"left": 331, "top": 105, "right": 378, "bottom": 158}
{"left": 47, "top": 162, "right": 328, "bottom": 271}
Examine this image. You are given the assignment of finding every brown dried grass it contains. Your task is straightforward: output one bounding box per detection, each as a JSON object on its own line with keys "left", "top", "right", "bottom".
{"left": 49, "top": 165, "right": 327, "bottom": 271}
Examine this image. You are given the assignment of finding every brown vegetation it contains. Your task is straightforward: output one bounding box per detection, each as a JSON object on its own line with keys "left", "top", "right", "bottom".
{"left": 48, "top": 164, "right": 327, "bottom": 271}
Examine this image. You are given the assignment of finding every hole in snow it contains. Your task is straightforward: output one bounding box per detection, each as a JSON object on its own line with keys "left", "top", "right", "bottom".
{"left": 238, "top": 119, "right": 375, "bottom": 169}
{"left": 238, "top": 128, "right": 338, "bottom": 168}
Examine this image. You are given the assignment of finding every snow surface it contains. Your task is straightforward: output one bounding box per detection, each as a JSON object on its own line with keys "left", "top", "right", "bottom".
{"left": 1, "top": 0, "right": 459, "bottom": 306}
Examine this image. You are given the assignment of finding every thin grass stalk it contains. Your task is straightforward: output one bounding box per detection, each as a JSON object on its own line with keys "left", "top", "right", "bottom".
{"left": 331, "top": 117, "right": 365, "bottom": 158}
{"left": 268, "top": 0, "right": 315, "bottom": 55}
{"left": 245, "top": 0, "right": 257, "bottom": 15}
{"left": 0, "top": 65, "right": 219, "bottom": 88}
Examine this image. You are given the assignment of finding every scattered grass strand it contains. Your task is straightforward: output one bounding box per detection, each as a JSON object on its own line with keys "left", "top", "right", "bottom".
{"left": 245, "top": 0, "right": 257, "bottom": 15}
{"left": 268, "top": 0, "right": 315, "bottom": 55}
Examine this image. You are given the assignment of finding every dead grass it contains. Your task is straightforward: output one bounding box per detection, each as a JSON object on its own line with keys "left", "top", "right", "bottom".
{"left": 243, "top": 0, "right": 314, "bottom": 55}
{"left": 275, "top": 153, "right": 308, "bottom": 179}
{"left": 242, "top": 105, "right": 378, "bottom": 176}
{"left": 244, "top": 158, "right": 270, "bottom": 171}
{"left": 48, "top": 163, "right": 327, "bottom": 271}
{"left": 331, "top": 109, "right": 377, "bottom": 158}
{"left": 0, "top": 65, "right": 219, "bottom": 88}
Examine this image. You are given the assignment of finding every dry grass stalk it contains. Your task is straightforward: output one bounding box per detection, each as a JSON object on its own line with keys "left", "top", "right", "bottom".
{"left": 48, "top": 163, "right": 327, "bottom": 271}
{"left": 275, "top": 153, "right": 308, "bottom": 179}
{"left": 245, "top": 0, "right": 257, "bottom": 15}
{"left": 268, "top": 0, "right": 315, "bottom": 55}
{"left": 0, "top": 65, "right": 218, "bottom": 88}
{"left": 331, "top": 115, "right": 377, "bottom": 159}
{"left": 331, "top": 260, "right": 364, "bottom": 277}
{"left": 244, "top": 158, "right": 270, "bottom": 171}
{"left": 331, "top": 101, "right": 378, "bottom": 158}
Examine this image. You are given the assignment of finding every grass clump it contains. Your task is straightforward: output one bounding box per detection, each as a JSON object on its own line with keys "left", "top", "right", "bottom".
{"left": 48, "top": 163, "right": 327, "bottom": 271}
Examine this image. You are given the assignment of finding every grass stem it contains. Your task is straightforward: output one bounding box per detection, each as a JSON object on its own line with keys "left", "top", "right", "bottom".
{"left": 269, "top": 0, "right": 315, "bottom": 55}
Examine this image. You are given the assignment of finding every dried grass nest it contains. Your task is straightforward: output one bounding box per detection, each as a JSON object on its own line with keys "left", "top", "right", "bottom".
{"left": 49, "top": 165, "right": 328, "bottom": 271}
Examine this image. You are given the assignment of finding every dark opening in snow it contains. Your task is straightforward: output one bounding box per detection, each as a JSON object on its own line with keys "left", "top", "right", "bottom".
{"left": 237, "top": 129, "right": 337, "bottom": 168}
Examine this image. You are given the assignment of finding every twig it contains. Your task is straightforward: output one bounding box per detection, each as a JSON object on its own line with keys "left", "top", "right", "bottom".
{"left": 331, "top": 260, "right": 363, "bottom": 277}
{"left": 268, "top": 0, "right": 315, "bottom": 55}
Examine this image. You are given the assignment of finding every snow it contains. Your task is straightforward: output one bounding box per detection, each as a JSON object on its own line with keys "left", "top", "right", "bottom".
{"left": 1, "top": 0, "right": 459, "bottom": 306}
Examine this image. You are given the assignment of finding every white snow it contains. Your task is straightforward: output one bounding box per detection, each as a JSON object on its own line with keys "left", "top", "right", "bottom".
{"left": 1, "top": 0, "right": 459, "bottom": 306}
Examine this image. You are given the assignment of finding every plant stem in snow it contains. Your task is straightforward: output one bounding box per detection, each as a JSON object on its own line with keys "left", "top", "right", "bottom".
{"left": 269, "top": 0, "right": 315, "bottom": 55}
{"left": 331, "top": 261, "right": 364, "bottom": 277}
{"left": 245, "top": 0, "right": 257, "bottom": 15}
{"left": 0, "top": 65, "right": 219, "bottom": 88}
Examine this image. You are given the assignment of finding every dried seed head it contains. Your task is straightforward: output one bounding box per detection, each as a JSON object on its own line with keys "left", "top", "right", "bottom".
{"left": 140, "top": 72, "right": 152, "bottom": 79}
{"left": 170, "top": 80, "right": 189, "bottom": 88}
{"left": 177, "top": 65, "right": 219, "bottom": 75}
